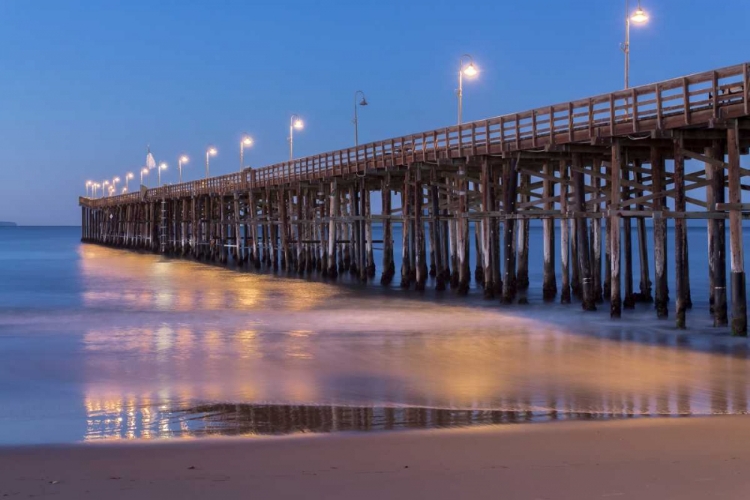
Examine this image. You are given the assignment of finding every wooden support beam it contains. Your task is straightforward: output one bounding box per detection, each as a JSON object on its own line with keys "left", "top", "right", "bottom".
{"left": 233, "top": 194, "right": 242, "bottom": 265}
{"left": 604, "top": 161, "right": 612, "bottom": 300}
{"left": 543, "top": 161, "right": 557, "bottom": 300}
{"left": 220, "top": 196, "right": 228, "bottom": 263}
{"left": 573, "top": 154, "right": 596, "bottom": 311}
{"left": 652, "top": 147, "right": 669, "bottom": 319}
{"left": 249, "top": 177, "right": 260, "bottom": 268}
{"left": 349, "top": 184, "right": 360, "bottom": 277}
{"left": 502, "top": 159, "right": 518, "bottom": 303}
{"left": 708, "top": 142, "right": 728, "bottom": 326}
{"left": 727, "top": 122, "right": 747, "bottom": 336}
{"left": 279, "top": 189, "right": 290, "bottom": 270}
{"left": 634, "top": 165, "right": 653, "bottom": 303}
{"left": 400, "top": 170, "right": 412, "bottom": 289}
{"left": 591, "top": 160, "right": 603, "bottom": 303}
{"left": 428, "top": 175, "right": 438, "bottom": 280}
{"left": 381, "top": 177, "right": 395, "bottom": 285}
{"left": 623, "top": 164, "right": 635, "bottom": 309}
{"left": 490, "top": 164, "right": 502, "bottom": 297}
{"left": 560, "top": 160, "right": 571, "bottom": 304}
{"left": 481, "top": 157, "right": 494, "bottom": 298}
{"left": 611, "top": 141, "right": 623, "bottom": 318}
{"left": 327, "top": 181, "right": 339, "bottom": 277}
{"left": 316, "top": 187, "right": 326, "bottom": 274}
{"left": 296, "top": 189, "right": 306, "bottom": 274}
{"left": 415, "top": 172, "right": 427, "bottom": 290}
{"left": 449, "top": 173, "right": 459, "bottom": 289}
{"left": 430, "top": 169, "right": 446, "bottom": 291}
{"left": 674, "top": 137, "right": 688, "bottom": 329}
{"left": 517, "top": 173, "right": 530, "bottom": 291}
{"left": 680, "top": 148, "right": 728, "bottom": 169}
{"left": 457, "top": 165, "right": 470, "bottom": 295}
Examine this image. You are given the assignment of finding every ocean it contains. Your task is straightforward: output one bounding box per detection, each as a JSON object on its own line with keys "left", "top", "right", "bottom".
{"left": 1, "top": 225, "right": 749, "bottom": 445}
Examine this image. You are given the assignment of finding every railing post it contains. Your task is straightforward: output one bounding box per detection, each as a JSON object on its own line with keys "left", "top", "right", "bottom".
{"left": 683, "top": 78, "right": 690, "bottom": 125}
{"left": 655, "top": 84, "right": 663, "bottom": 130}
{"left": 712, "top": 71, "right": 719, "bottom": 120}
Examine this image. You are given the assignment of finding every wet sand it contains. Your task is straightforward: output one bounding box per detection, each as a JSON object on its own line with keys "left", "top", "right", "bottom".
{"left": 2, "top": 415, "right": 750, "bottom": 499}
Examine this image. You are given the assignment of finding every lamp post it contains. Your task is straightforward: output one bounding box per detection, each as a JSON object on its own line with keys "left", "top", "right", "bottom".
{"left": 124, "top": 172, "right": 134, "bottom": 192}
{"left": 205, "top": 147, "right": 217, "bottom": 178}
{"left": 178, "top": 155, "right": 189, "bottom": 184}
{"left": 353, "top": 91, "right": 368, "bottom": 147}
{"left": 457, "top": 54, "right": 478, "bottom": 125}
{"left": 623, "top": 0, "right": 649, "bottom": 89}
{"left": 140, "top": 167, "right": 149, "bottom": 186}
{"left": 240, "top": 136, "right": 253, "bottom": 171}
{"left": 93, "top": 183, "right": 100, "bottom": 198}
{"left": 85, "top": 180, "right": 92, "bottom": 197}
{"left": 288, "top": 115, "right": 304, "bottom": 160}
{"left": 158, "top": 162, "right": 167, "bottom": 187}
{"left": 102, "top": 180, "right": 110, "bottom": 197}
{"left": 112, "top": 176, "right": 121, "bottom": 194}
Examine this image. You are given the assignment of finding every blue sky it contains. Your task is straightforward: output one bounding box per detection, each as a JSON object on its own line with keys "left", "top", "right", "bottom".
{"left": 0, "top": 0, "right": 748, "bottom": 225}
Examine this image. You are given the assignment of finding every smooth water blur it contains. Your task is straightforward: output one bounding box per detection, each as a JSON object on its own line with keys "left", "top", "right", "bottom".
{"left": 1, "top": 226, "right": 750, "bottom": 445}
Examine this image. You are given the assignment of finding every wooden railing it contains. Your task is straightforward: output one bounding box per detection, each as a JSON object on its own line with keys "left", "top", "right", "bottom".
{"left": 83, "top": 62, "right": 749, "bottom": 208}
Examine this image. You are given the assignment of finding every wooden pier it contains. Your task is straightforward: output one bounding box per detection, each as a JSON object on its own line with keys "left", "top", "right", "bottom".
{"left": 81, "top": 63, "right": 750, "bottom": 334}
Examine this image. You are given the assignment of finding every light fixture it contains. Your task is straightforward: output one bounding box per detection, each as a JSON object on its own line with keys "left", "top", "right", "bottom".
{"left": 206, "top": 147, "right": 217, "bottom": 178}
{"left": 463, "top": 63, "right": 478, "bottom": 77}
{"left": 631, "top": 7, "right": 649, "bottom": 23}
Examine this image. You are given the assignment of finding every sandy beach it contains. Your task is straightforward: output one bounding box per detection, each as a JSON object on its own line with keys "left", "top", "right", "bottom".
{"left": 2, "top": 415, "right": 750, "bottom": 499}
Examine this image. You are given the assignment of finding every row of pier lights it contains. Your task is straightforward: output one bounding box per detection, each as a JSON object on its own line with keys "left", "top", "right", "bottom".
{"left": 84, "top": 1, "right": 650, "bottom": 199}
{"left": 82, "top": 60, "right": 470, "bottom": 200}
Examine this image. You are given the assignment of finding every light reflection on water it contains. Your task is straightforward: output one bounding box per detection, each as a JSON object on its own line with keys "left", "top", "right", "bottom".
{"left": 84, "top": 401, "right": 656, "bottom": 441}
{"left": 2, "top": 233, "right": 750, "bottom": 443}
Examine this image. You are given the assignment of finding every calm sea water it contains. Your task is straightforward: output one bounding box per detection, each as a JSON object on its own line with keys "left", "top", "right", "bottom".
{"left": 1, "top": 225, "right": 750, "bottom": 445}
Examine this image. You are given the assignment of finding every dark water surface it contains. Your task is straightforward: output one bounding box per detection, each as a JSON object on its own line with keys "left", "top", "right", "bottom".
{"left": 1, "top": 226, "right": 750, "bottom": 445}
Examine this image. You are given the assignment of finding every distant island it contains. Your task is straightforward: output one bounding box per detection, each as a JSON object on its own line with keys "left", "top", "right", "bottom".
{"left": 0, "top": 221, "right": 17, "bottom": 227}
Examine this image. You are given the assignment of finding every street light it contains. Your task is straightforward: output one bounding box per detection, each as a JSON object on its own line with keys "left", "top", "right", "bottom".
{"left": 457, "top": 54, "right": 478, "bottom": 125}
{"left": 353, "top": 91, "right": 368, "bottom": 147}
{"left": 102, "top": 180, "right": 110, "bottom": 197}
{"left": 178, "top": 155, "right": 189, "bottom": 184}
{"left": 240, "top": 136, "right": 253, "bottom": 171}
{"left": 158, "top": 162, "right": 167, "bottom": 187}
{"left": 112, "top": 176, "right": 121, "bottom": 193}
{"left": 92, "top": 183, "right": 100, "bottom": 198}
{"left": 623, "top": 0, "right": 649, "bottom": 89}
{"left": 288, "top": 115, "right": 304, "bottom": 160}
{"left": 140, "top": 167, "right": 149, "bottom": 186}
{"left": 206, "top": 147, "right": 217, "bottom": 178}
{"left": 124, "top": 172, "right": 134, "bottom": 192}
{"left": 457, "top": 54, "right": 479, "bottom": 124}
{"left": 85, "top": 180, "right": 92, "bottom": 197}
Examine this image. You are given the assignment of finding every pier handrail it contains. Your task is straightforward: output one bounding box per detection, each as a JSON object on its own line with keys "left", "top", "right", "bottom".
{"left": 82, "top": 62, "right": 750, "bottom": 208}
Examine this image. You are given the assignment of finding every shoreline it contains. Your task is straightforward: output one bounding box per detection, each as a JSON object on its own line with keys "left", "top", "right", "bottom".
{"left": 3, "top": 415, "right": 750, "bottom": 499}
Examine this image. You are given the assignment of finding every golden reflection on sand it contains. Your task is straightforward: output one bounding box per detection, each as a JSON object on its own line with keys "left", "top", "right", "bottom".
{"left": 78, "top": 245, "right": 338, "bottom": 312}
